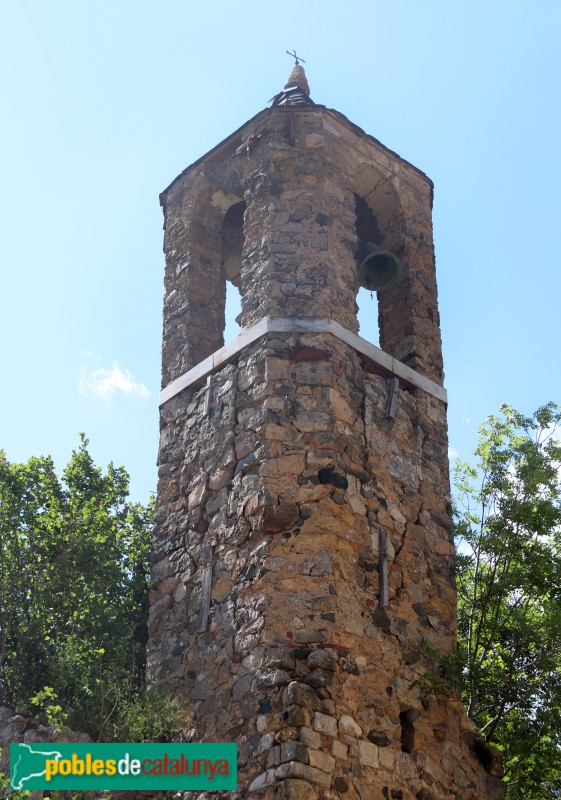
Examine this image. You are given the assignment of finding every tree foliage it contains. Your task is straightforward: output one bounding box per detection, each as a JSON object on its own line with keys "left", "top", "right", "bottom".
{"left": 0, "top": 436, "right": 153, "bottom": 740}
{"left": 454, "top": 403, "right": 561, "bottom": 799}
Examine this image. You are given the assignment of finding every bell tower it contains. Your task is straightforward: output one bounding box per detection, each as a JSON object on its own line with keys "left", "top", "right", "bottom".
{"left": 148, "top": 66, "right": 504, "bottom": 800}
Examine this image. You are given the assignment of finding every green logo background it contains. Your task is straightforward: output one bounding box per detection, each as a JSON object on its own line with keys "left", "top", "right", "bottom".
{"left": 10, "top": 742, "right": 237, "bottom": 790}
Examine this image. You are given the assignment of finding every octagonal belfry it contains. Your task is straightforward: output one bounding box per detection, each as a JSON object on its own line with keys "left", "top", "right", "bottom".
{"left": 147, "top": 67, "right": 504, "bottom": 800}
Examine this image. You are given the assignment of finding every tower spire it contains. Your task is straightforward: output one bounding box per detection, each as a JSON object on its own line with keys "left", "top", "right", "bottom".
{"left": 271, "top": 54, "right": 312, "bottom": 107}
{"left": 285, "top": 63, "right": 310, "bottom": 96}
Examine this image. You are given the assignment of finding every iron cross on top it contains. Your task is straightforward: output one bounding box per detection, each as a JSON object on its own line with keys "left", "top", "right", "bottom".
{"left": 286, "top": 50, "right": 306, "bottom": 65}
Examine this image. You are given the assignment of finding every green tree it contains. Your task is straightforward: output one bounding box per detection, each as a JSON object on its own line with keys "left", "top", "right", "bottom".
{"left": 0, "top": 436, "right": 153, "bottom": 740}
{"left": 454, "top": 403, "right": 561, "bottom": 799}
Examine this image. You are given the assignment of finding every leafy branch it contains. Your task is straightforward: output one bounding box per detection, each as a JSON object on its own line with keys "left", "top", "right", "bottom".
{"left": 454, "top": 403, "right": 561, "bottom": 800}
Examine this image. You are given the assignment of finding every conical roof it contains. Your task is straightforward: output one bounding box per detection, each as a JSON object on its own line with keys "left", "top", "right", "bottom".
{"left": 271, "top": 64, "right": 314, "bottom": 107}
{"left": 284, "top": 64, "right": 310, "bottom": 96}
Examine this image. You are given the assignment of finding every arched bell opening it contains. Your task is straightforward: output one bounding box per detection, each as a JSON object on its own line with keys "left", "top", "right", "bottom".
{"left": 354, "top": 194, "right": 381, "bottom": 347}
{"left": 221, "top": 201, "right": 245, "bottom": 290}
{"left": 221, "top": 200, "right": 246, "bottom": 341}
{"left": 350, "top": 170, "right": 403, "bottom": 355}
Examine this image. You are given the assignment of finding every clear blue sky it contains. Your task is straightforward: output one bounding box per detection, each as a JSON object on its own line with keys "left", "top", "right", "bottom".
{"left": 1, "top": 0, "right": 560, "bottom": 501}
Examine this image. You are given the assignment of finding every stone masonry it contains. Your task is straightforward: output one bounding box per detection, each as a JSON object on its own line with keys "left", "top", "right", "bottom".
{"left": 147, "top": 72, "right": 504, "bottom": 800}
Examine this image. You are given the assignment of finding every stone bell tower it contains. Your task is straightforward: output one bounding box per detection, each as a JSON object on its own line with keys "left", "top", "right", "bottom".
{"left": 148, "top": 65, "right": 504, "bottom": 800}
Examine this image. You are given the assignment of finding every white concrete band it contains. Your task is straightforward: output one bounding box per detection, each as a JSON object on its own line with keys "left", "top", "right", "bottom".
{"left": 159, "top": 316, "right": 448, "bottom": 407}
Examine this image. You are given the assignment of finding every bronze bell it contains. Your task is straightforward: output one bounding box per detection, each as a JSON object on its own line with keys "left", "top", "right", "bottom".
{"left": 355, "top": 243, "right": 401, "bottom": 291}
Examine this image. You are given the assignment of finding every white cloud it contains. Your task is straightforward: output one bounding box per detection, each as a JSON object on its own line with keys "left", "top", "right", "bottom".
{"left": 79, "top": 364, "right": 150, "bottom": 402}
{"left": 448, "top": 447, "right": 459, "bottom": 460}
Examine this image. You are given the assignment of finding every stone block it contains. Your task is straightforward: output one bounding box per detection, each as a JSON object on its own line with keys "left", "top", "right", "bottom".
{"left": 358, "top": 741, "right": 379, "bottom": 768}
{"left": 294, "top": 629, "right": 326, "bottom": 644}
{"left": 306, "top": 649, "right": 336, "bottom": 672}
{"left": 308, "top": 749, "right": 336, "bottom": 773}
{"left": 208, "top": 465, "right": 233, "bottom": 491}
{"left": 259, "top": 670, "right": 292, "bottom": 687}
{"left": 294, "top": 412, "right": 333, "bottom": 432}
{"left": 283, "top": 706, "right": 311, "bottom": 728}
{"left": 312, "top": 712, "right": 338, "bottom": 738}
{"left": 248, "top": 768, "right": 277, "bottom": 792}
{"left": 265, "top": 357, "right": 290, "bottom": 381}
{"left": 266, "top": 746, "right": 282, "bottom": 769}
{"left": 367, "top": 730, "right": 390, "bottom": 747}
{"left": 298, "top": 551, "right": 333, "bottom": 576}
{"left": 311, "top": 595, "right": 337, "bottom": 612}
{"left": 295, "top": 363, "right": 333, "bottom": 385}
{"left": 279, "top": 779, "right": 319, "bottom": 800}
{"left": 258, "top": 732, "right": 276, "bottom": 753}
{"left": 299, "top": 726, "right": 322, "bottom": 749}
{"left": 281, "top": 740, "right": 309, "bottom": 764}
{"left": 262, "top": 648, "right": 297, "bottom": 671}
{"left": 348, "top": 494, "right": 367, "bottom": 515}
{"left": 261, "top": 455, "right": 306, "bottom": 476}
{"left": 339, "top": 716, "right": 363, "bottom": 737}
{"left": 379, "top": 746, "right": 395, "bottom": 769}
{"left": 331, "top": 739, "right": 348, "bottom": 760}
{"left": 263, "top": 503, "right": 300, "bottom": 532}
{"left": 287, "top": 681, "right": 322, "bottom": 711}
{"left": 187, "top": 479, "right": 208, "bottom": 510}
{"left": 327, "top": 387, "right": 355, "bottom": 424}
{"left": 294, "top": 484, "right": 332, "bottom": 503}
{"left": 276, "top": 761, "right": 332, "bottom": 789}
{"left": 262, "top": 556, "right": 287, "bottom": 571}
{"left": 304, "top": 668, "right": 333, "bottom": 688}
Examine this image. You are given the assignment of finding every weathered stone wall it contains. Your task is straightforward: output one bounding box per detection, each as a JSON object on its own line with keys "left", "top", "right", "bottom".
{"left": 149, "top": 103, "right": 503, "bottom": 799}
{"left": 149, "top": 334, "right": 502, "bottom": 800}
